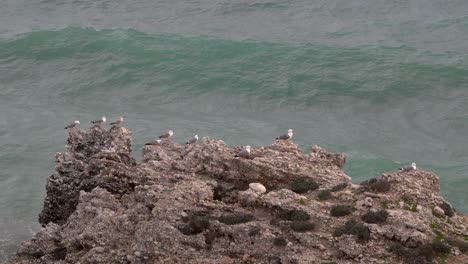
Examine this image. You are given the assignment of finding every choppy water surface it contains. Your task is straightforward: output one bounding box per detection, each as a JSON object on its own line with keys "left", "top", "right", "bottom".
{"left": 1, "top": 0, "right": 468, "bottom": 260}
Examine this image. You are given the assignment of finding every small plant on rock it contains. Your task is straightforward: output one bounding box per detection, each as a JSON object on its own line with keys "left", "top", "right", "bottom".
{"left": 360, "top": 177, "right": 377, "bottom": 186}
{"left": 389, "top": 243, "right": 408, "bottom": 258}
{"left": 290, "top": 177, "right": 319, "bottom": 194}
{"left": 273, "top": 236, "right": 287, "bottom": 247}
{"left": 330, "top": 183, "right": 347, "bottom": 192}
{"left": 290, "top": 221, "right": 315, "bottom": 232}
{"left": 333, "top": 219, "right": 370, "bottom": 241}
{"left": 431, "top": 240, "right": 451, "bottom": 254}
{"left": 361, "top": 210, "right": 389, "bottom": 223}
{"left": 446, "top": 238, "right": 468, "bottom": 253}
{"left": 318, "top": 190, "right": 332, "bottom": 200}
{"left": 179, "top": 216, "right": 210, "bottom": 235}
{"left": 330, "top": 204, "right": 353, "bottom": 217}
{"left": 369, "top": 179, "right": 391, "bottom": 193}
{"left": 439, "top": 201, "right": 455, "bottom": 217}
{"left": 278, "top": 208, "right": 311, "bottom": 221}
{"left": 218, "top": 213, "right": 254, "bottom": 225}
{"left": 248, "top": 226, "right": 261, "bottom": 237}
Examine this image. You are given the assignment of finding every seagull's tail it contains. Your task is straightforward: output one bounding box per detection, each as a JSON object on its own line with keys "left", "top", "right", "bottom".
{"left": 275, "top": 137, "right": 279, "bottom": 140}
{"left": 398, "top": 168, "right": 403, "bottom": 171}
{"left": 234, "top": 154, "right": 239, "bottom": 158}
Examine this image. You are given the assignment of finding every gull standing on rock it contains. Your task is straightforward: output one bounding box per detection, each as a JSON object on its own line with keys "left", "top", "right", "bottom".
{"left": 159, "top": 130, "right": 174, "bottom": 139}
{"left": 186, "top": 134, "right": 199, "bottom": 144}
{"left": 110, "top": 116, "right": 124, "bottom": 126}
{"left": 144, "top": 139, "right": 162, "bottom": 146}
{"left": 399, "top": 163, "right": 416, "bottom": 172}
{"left": 276, "top": 129, "right": 293, "bottom": 141}
{"left": 64, "top": 120, "right": 80, "bottom": 130}
{"left": 91, "top": 116, "right": 106, "bottom": 126}
{"left": 235, "top": 145, "right": 251, "bottom": 159}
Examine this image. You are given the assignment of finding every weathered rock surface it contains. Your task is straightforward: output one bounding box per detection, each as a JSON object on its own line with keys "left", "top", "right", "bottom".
{"left": 6, "top": 126, "right": 468, "bottom": 264}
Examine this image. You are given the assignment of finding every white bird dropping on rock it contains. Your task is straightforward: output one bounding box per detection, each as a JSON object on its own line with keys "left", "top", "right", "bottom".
{"left": 276, "top": 129, "right": 293, "bottom": 140}
{"left": 235, "top": 145, "right": 251, "bottom": 158}
{"left": 110, "top": 116, "right": 124, "bottom": 126}
{"left": 64, "top": 120, "right": 80, "bottom": 129}
{"left": 91, "top": 116, "right": 106, "bottom": 125}
{"left": 399, "top": 163, "right": 416, "bottom": 172}
{"left": 144, "top": 139, "right": 162, "bottom": 146}
{"left": 159, "top": 130, "right": 174, "bottom": 139}
{"left": 186, "top": 134, "right": 199, "bottom": 144}
{"left": 249, "top": 183, "right": 266, "bottom": 194}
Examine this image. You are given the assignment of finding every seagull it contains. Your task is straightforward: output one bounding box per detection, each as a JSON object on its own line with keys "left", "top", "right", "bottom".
{"left": 399, "top": 163, "right": 417, "bottom": 172}
{"left": 186, "top": 134, "right": 199, "bottom": 144}
{"left": 159, "top": 130, "right": 174, "bottom": 139}
{"left": 144, "top": 139, "right": 162, "bottom": 146}
{"left": 110, "top": 116, "right": 124, "bottom": 126}
{"left": 235, "top": 145, "right": 251, "bottom": 159}
{"left": 276, "top": 129, "right": 293, "bottom": 140}
{"left": 64, "top": 120, "right": 80, "bottom": 129}
{"left": 91, "top": 116, "right": 106, "bottom": 125}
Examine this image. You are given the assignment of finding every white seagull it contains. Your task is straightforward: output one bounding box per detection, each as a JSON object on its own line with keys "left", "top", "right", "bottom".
{"left": 159, "top": 130, "right": 174, "bottom": 139}
{"left": 235, "top": 145, "right": 251, "bottom": 159}
{"left": 399, "top": 163, "right": 417, "bottom": 172}
{"left": 110, "top": 116, "right": 124, "bottom": 126}
{"left": 145, "top": 139, "right": 162, "bottom": 146}
{"left": 276, "top": 129, "right": 293, "bottom": 140}
{"left": 186, "top": 134, "right": 199, "bottom": 144}
{"left": 64, "top": 120, "right": 80, "bottom": 129}
{"left": 91, "top": 116, "right": 106, "bottom": 125}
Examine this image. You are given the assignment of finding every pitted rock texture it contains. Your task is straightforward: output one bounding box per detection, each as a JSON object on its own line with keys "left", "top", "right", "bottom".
{"left": 7, "top": 126, "right": 468, "bottom": 264}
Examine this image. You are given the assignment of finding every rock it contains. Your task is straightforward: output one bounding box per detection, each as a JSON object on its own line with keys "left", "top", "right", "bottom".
{"left": 364, "top": 197, "right": 374, "bottom": 207}
{"left": 249, "top": 183, "right": 266, "bottom": 194}
{"left": 358, "top": 197, "right": 374, "bottom": 207}
{"left": 94, "top": 247, "right": 105, "bottom": 253}
{"left": 5, "top": 125, "right": 468, "bottom": 264}
{"left": 434, "top": 206, "right": 445, "bottom": 216}
{"left": 261, "top": 189, "right": 304, "bottom": 208}
{"left": 238, "top": 189, "right": 259, "bottom": 207}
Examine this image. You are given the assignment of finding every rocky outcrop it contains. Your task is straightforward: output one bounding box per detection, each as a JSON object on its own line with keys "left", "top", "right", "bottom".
{"left": 6, "top": 126, "right": 468, "bottom": 264}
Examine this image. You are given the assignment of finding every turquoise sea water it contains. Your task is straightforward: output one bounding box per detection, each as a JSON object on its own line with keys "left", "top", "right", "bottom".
{"left": 1, "top": 0, "right": 468, "bottom": 260}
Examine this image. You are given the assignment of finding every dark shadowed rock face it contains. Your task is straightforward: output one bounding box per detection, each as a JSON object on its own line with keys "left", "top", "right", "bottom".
{"left": 7, "top": 127, "right": 468, "bottom": 264}
{"left": 38, "top": 126, "right": 137, "bottom": 226}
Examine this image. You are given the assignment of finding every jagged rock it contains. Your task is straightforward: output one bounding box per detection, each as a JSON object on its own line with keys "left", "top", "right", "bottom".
{"left": 249, "top": 183, "right": 267, "bottom": 194}
{"left": 6, "top": 126, "right": 468, "bottom": 264}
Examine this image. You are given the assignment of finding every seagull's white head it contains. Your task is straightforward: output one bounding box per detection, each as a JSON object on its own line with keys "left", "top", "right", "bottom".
{"left": 412, "top": 163, "right": 417, "bottom": 169}
{"left": 245, "top": 145, "right": 251, "bottom": 152}
{"left": 194, "top": 134, "right": 199, "bottom": 139}
{"left": 119, "top": 116, "right": 124, "bottom": 121}
{"left": 288, "top": 129, "right": 293, "bottom": 136}
{"left": 168, "top": 130, "right": 174, "bottom": 136}
{"left": 74, "top": 120, "right": 80, "bottom": 124}
{"left": 102, "top": 116, "right": 106, "bottom": 122}
{"left": 157, "top": 139, "right": 162, "bottom": 144}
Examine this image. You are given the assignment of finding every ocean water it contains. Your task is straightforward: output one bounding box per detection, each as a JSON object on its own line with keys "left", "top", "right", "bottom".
{"left": 1, "top": 0, "right": 468, "bottom": 260}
